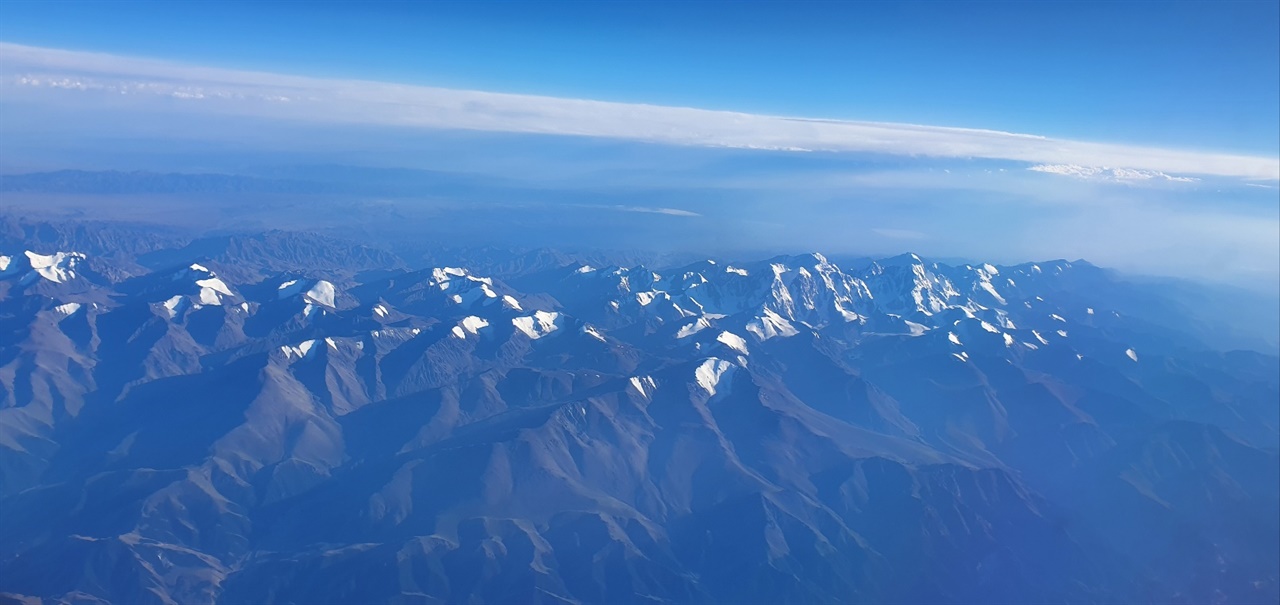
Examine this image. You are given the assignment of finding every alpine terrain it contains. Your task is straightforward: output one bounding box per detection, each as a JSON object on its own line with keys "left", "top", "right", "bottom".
{"left": 0, "top": 221, "right": 1276, "bottom": 604}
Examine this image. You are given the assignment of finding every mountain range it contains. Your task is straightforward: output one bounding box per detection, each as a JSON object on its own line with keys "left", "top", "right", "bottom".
{"left": 0, "top": 221, "right": 1276, "bottom": 604}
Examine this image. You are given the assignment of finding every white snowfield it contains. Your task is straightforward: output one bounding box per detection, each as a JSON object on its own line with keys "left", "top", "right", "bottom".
{"left": 52, "top": 302, "right": 81, "bottom": 319}
{"left": 280, "top": 339, "right": 318, "bottom": 360}
{"left": 746, "top": 308, "right": 799, "bottom": 341}
{"left": 676, "top": 317, "right": 712, "bottom": 339}
{"left": 629, "top": 375, "right": 658, "bottom": 399}
{"left": 581, "top": 325, "right": 607, "bottom": 342}
{"left": 277, "top": 278, "right": 337, "bottom": 307}
{"left": 451, "top": 315, "right": 490, "bottom": 339}
{"left": 716, "top": 331, "right": 749, "bottom": 355}
{"left": 162, "top": 295, "right": 185, "bottom": 318}
{"left": 195, "top": 277, "right": 234, "bottom": 305}
{"left": 3, "top": 250, "right": 86, "bottom": 284}
{"left": 157, "top": 264, "right": 239, "bottom": 308}
{"left": 512, "top": 310, "right": 561, "bottom": 339}
{"left": 304, "top": 281, "right": 336, "bottom": 308}
{"left": 694, "top": 358, "right": 735, "bottom": 397}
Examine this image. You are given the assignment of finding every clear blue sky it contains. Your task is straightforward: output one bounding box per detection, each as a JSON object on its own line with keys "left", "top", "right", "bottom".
{"left": 1, "top": 0, "right": 1277, "bottom": 155}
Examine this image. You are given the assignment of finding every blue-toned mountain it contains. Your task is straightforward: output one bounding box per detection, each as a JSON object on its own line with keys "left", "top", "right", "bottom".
{"left": 0, "top": 230, "right": 1275, "bottom": 604}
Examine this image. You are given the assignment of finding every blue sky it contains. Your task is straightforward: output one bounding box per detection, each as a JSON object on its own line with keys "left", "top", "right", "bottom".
{"left": 0, "top": 1, "right": 1277, "bottom": 288}
{"left": 2, "top": 0, "right": 1277, "bottom": 154}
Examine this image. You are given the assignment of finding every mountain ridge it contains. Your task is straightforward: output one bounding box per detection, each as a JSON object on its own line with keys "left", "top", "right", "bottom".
{"left": 0, "top": 227, "right": 1276, "bottom": 604}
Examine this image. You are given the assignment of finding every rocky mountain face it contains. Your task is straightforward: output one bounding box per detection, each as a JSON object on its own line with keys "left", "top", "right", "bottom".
{"left": 0, "top": 231, "right": 1276, "bottom": 604}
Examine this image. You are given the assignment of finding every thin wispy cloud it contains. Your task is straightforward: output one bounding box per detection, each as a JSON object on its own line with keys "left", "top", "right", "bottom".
{"left": 1028, "top": 164, "right": 1200, "bottom": 183}
{"left": 614, "top": 205, "right": 701, "bottom": 217}
{"left": 1, "top": 42, "right": 1277, "bottom": 181}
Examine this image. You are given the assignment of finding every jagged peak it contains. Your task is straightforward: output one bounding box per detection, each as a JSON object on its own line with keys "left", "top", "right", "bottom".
{"left": 278, "top": 277, "right": 337, "bottom": 308}
{"left": 874, "top": 252, "right": 926, "bottom": 268}
{"left": 1, "top": 249, "right": 87, "bottom": 284}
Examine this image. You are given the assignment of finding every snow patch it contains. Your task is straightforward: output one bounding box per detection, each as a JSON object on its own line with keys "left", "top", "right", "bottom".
{"left": 676, "top": 317, "right": 712, "bottom": 339}
{"left": 745, "top": 308, "right": 799, "bottom": 340}
{"left": 304, "top": 280, "right": 336, "bottom": 308}
{"left": 904, "top": 320, "right": 928, "bottom": 336}
{"left": 451, "top": 315, "right": 490, "bottom": 339}
{"left": 978, "top": 280, "right": 1007, "bottom": 305}
{"left": 277, "top": 279, "right": 301, "bottom": 296}
{"left": 716, "top": 331, "right": 749, "bottom": 355}
{"left": 281, "top": 339, "right": 318, "bottom": 360}
{"left": 195, "top": 277, "right": 233, "bottom": 305}
{"left": 53, "top": 302, "right": 81, "bottom": 319}
{"left": 694, "top": 358, "right": 735, "bottom": 397}
{"left": 630, "top": 375, "right": 657, "bottom": 398}
{"left": 1125, "top": 348, "right": 1138, "bottom": 362}
{"left": 432, "top": 267, "right": 467, "bottom": 284}
{"left": 162, "top": 295, "right": 185, "bottom": 318}
{"left": 23, "top": 250, "right": 84, "bottom": 283}
{"left": 512, "top": 310, "right": 561, "bottom": 340}
{"left": 278, "top": 278, "right": 336, "bottom": 307}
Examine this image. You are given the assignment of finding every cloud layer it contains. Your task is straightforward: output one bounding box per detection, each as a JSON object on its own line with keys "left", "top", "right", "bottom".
{"left": 3, "top": 42, "right": 1277, "bottom": 181}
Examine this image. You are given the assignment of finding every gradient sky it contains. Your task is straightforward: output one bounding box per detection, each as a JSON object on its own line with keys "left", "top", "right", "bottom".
{"left": 2, "top": 0, "right": 1278, "bottom": 154}
{"left": 0, "top": 1, "right": 1278, "bottom": 289}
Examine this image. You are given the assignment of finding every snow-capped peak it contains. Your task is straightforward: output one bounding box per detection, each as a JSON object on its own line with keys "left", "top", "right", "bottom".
{"left": 694, "top": 358, "right": 736, "bottom": 397}
{"left": 716, "top": 331, "right": 749, "bottom": 355}
{"left": 280, "top": 339, "right": 319, "bottom": 360}
{"left": 162, "top": 263, "right": 237, "bottom": 307}
{"left": 512, "top": 310, "right": 562, "bottom": 340}
{"left": 278, "top": 278, "right": 337, "bottom": 308}
{"left": 25, "top": 250, "right": 83, "bottom": 284}
{"left": 1, "top": 250, "right": 87, "bottom": 285}
{"left": 451, "top": 315, "right": 491, "bottom": 339}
